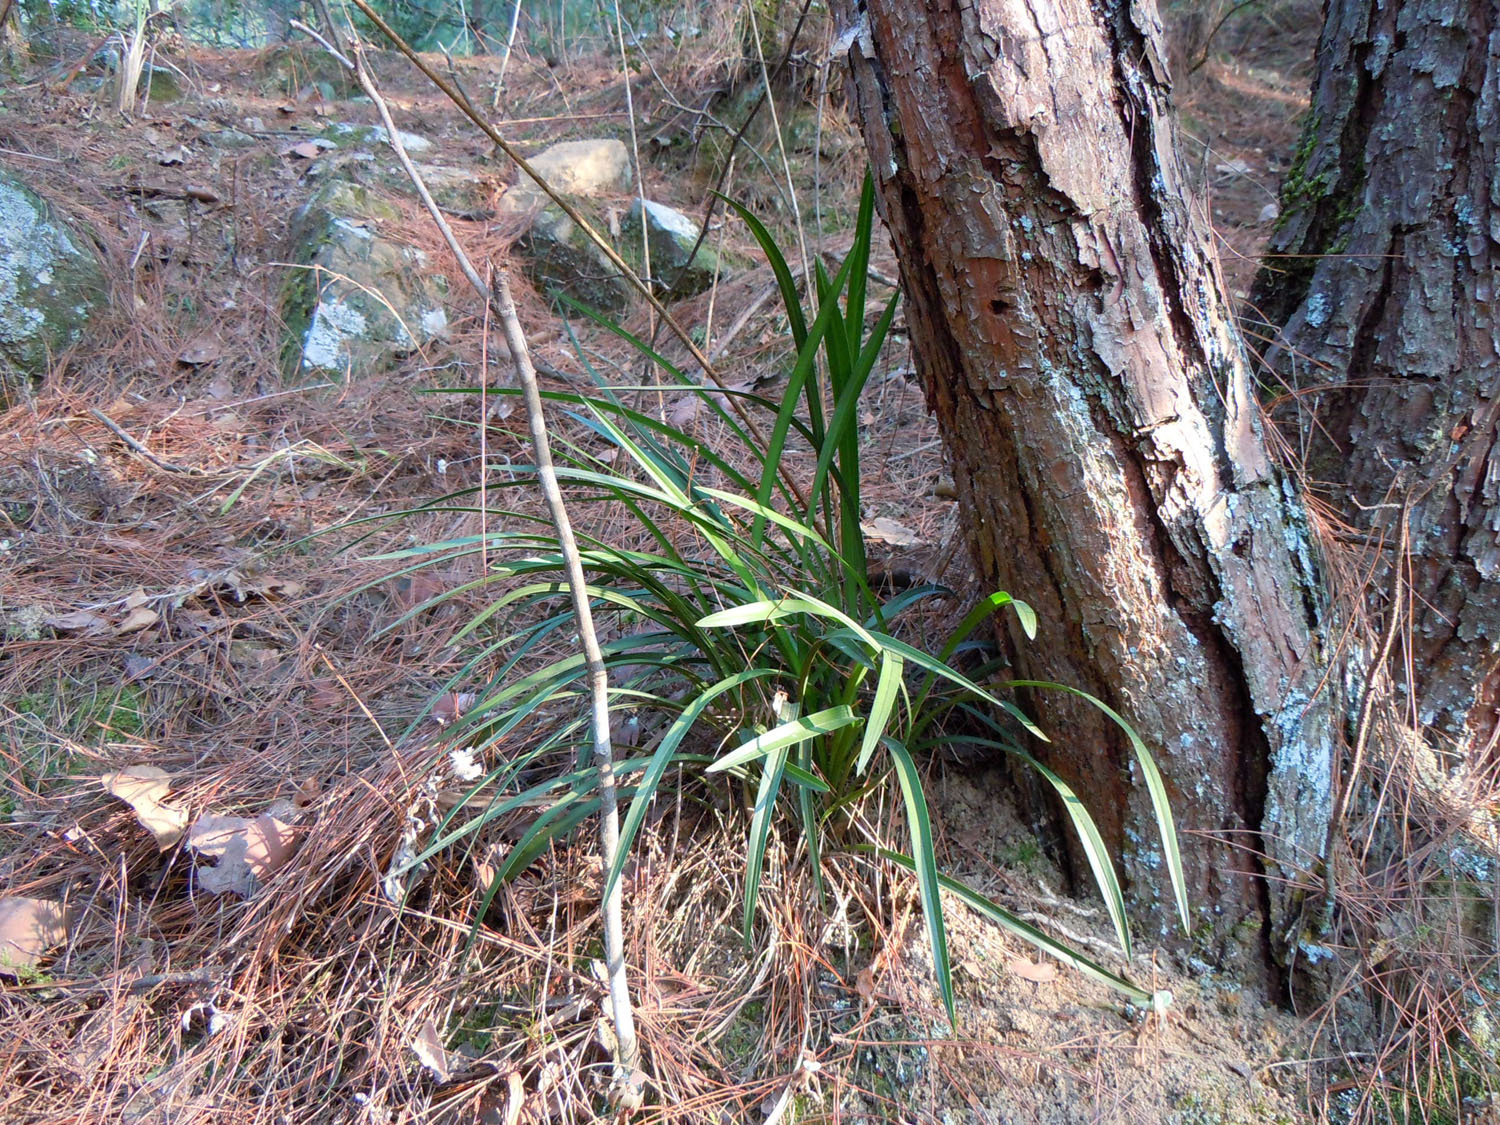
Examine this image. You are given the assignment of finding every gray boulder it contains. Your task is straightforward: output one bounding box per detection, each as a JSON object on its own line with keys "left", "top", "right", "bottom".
{"left": 0, "top": 168, "right": 108, "bottom": 399}
{"left": 501, "top": 139, "right": 633, "bottom": 311}
{"left": 522, "top": 202, "right": 633, "bottom": 313}
{"left": 502, "top": 138, "right": 631, "bottom": 211}
{"left": 280, "top": 180, "right": 448, "bottom": 380}
{"left": 623, "top": 199, "right": 738, "bottom": 299}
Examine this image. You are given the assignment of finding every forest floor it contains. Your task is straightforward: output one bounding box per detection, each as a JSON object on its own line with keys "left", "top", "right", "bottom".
{"left": 0, "top": 7, "right": 1397, "bottom": 1124}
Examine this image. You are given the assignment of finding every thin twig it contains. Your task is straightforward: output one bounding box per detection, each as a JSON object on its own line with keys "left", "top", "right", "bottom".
{"left": 491, "top": 272, "right": 644, "bottom": 1107}
{"left": 89, "top": 409, "right": 205, "bottom": 475}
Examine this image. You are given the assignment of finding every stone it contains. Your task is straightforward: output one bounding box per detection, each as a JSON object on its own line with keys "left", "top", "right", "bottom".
{"left": 500, "top": 138, "right": 631, "bottom": 214}
{"left": 0, "top": 167, "right": 108, "bottom": 400}
{"left": 258, "top": 43, "right": 362, "bottom": 99}
{"left": 279, "top": 180, "right": 448, "bottom": 380}
{"left": 622, "top": 198, "right": 738, "bottom": 299}
{"left": 521, "top": 202, "right": 632, "bottom": 313}
{"left": 320, "top": 122, "right": 435, "bottom": 156}
{"left": 498, "top": 139, "right": 634, "bottom": 311}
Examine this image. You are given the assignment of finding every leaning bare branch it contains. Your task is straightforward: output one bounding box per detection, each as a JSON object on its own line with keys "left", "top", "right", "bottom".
{"left": 321, "top": 36, "right": 646, "bottom": 1107}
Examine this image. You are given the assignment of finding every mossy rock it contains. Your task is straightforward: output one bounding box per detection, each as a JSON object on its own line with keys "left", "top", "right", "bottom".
{"left": 316, "top": 121, "right": 435, "bottom": 156}
{"left": 280, "top": 179, "right": 448, "bottom": 381}
{"left": 0, "top": 167, "right": 108, "bottom": 401}
{"left": 621, "top": 198, "right": 744, "bottom": 299}
{"left": 520, "top": 201, "right": 632, "bottom": 313}
{"left": 256, "top": 42, "right": 362, "bottom": 99}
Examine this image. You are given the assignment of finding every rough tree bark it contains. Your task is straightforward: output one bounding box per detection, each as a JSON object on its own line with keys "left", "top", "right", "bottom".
{"left": 1252, "top": 0, "right": 1500, "bottom": 767}
{"left": 834, "top": 0, "right": 1340, "bottom": 969}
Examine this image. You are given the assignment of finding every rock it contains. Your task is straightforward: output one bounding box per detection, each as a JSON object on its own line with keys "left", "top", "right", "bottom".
{"left": 279, "top": 180, "right": 448, "bottom": 380}
{"left": 622, "top": 198, "right": 738, "bottom": 299}
{"left": 499, "top": 139, "right": 633, "bottom": 311}
{"left": 142, "top": 64, "right": 184, "bottom": 103}
{"left": 320, "top": 122, "right": 435, "bottom": 156}
{"left": 411, "top": 164, "right": 494, "bottom": 214}
{"left": 204, "top": 127, "right": 259, "bottom": 150}
{"left": 501, "top": 138, "right": 631, "bottom": 212}
{"left": 257, "top": 43, "right": 362, "bottom": 99}
{"left": 0, "top": 168, "right": 108, "bottom": 399}
{"left": 522, "top": 202, "right": 632, "bottom": 312}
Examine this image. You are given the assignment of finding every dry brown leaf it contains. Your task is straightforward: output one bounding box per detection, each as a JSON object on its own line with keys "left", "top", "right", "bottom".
{"left": 45, "top": 608, "right": 109, "bottom": 633}
{"left": 0, "top": 897, "right": 72, "bottom": 975}
{"left": 102, "top": 765, "right": 189, "bottom": 850}
{"left": 860, "top": 516, "right": 924, "bottom": 547}
{"left": 114, "top": 605, "right": 160, "bottom": 635}
{"left": 667, "top": 394, "right": 701, "bottom": 429}
{"left": 285, "top": 140, "right": 326, "bottom": 160}
{"left": 1007, "top": 956, "right": 1059, "bottom": 984}
{"left": 503, "top": 1071, "right": 525, "bottom": 1125}
{"left": 307, "top": 678, "right": 343, "bottom": 710}
{"left": 188, "top": 813, "right": 298, "bottom": 897}
{"left": 177, "top": 337, "right": 223, "bottom": 366}
{"left": 431, "top": 691, "right": 477, "bottom": 726}
{"left": 409, "top": 1017, "right": 452, "bottom": 1081}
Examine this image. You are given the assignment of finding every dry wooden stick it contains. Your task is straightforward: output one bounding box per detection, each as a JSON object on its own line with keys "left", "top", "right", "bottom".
{"left": 319, "top": 28, "right": 645, "bottom": 1107}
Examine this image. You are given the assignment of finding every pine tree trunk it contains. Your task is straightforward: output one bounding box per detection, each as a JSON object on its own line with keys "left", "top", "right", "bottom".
{"left": 835, "top": 0, "right": 1338, "bottom": 968}
{"left": 1251, "top": 0, "right": 1500, "bottom": 765}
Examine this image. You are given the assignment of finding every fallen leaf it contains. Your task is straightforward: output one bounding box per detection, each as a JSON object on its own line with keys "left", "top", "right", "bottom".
{"left": 394, "top": 573, "right": 446, "bottom": 612}
{"left": 123, "top": 653, "right": 157, "bottom": 681}
{"left": 0, "top": 897, "right": 72, "bottom": 975}
{"left": 503, "top": 1071, "right": 525, "bottom": 1125}
{"left": 409, "top": 1017, "right": 451, "bottom": 1081}
{"left": 293, "top": 775, "right": 321, "bottom": 808}
{"left": 114, "top": 605, "right": 160, "bottom": 635}
{"left": 188, "top": 813, "right": 298, "bottom": 897}
{"left": 307, "top": 678, "right": 343, "bottom": 710}
{"left": 1007, "top": 956, "right": 1059, "bottom": 984}
{"left": 667, "top": 394, "right": 701, "bottom": 429}
{"left": 285, "top": 140, "right": 329, "bottom": 161}
{"left": 44, "top": 609, "right": 109, "bottom": 633}
{"left": 102, "top": 765, "right": 189, "bottom": 850}
{"left": 122, "top": 589, "right": 150, "bottom": 611}
{"left": 177, "top": 337, "right": 222, "bottom": 366}
{"left": 431, "top": 691, "right": 477, "bottom": 726}
{"left": 860, "top": 516, "right": 924, "bottom": 547}
{"left": 855, "top": 965, "right": 876, "bottom": 1000}
{"left": 472, "top": 842, "right": 507, "bottom": 892}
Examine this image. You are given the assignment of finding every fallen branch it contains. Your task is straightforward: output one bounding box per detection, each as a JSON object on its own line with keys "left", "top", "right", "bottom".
{"left": 309, "top": 21, "right": 645, "bottom": 1107}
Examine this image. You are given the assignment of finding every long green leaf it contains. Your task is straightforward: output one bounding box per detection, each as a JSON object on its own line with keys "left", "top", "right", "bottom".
{"left": 887, "top": 739, "right": 954, "bottom": 1023}
{"left": 856, "top": 653, "right": 904, "bottom": 777}
{"left": 707, "top": 706, "right": 860, "bottom": 774}
{"left": 1007, "top": 681, "right": 1189, "bottom": 933}
{"left": 718, "top": 193, "right": 808, "bottom": 350}
{"left": 744, "top": 743, "right": 790, "bottom": 943}
{"left": 605, "top": 668, "right": 779, "bottom": 900}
